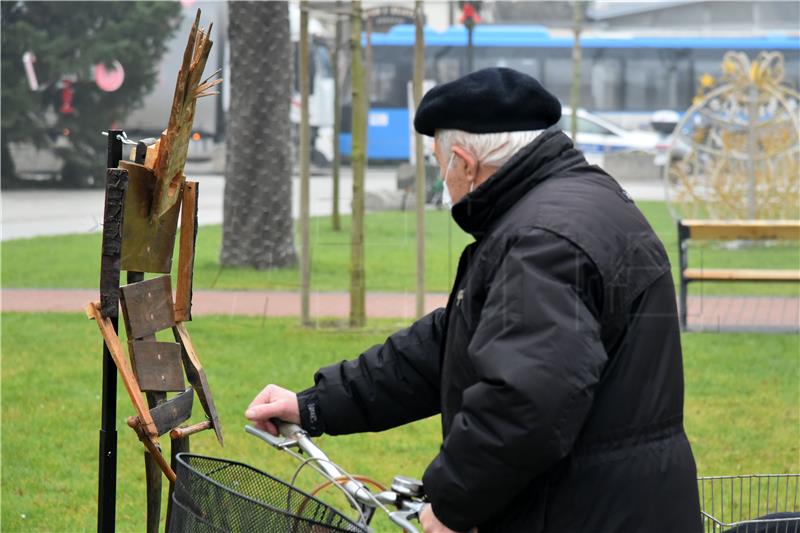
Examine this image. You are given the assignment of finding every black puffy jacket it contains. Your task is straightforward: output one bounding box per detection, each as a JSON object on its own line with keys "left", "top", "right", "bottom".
{"left": 297, "top": 129, "right": 702, "bottom": 532}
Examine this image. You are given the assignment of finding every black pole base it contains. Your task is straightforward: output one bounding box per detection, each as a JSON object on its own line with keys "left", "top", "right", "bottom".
{"left": 97, "top": 428, "right": 118, "bottom": 532}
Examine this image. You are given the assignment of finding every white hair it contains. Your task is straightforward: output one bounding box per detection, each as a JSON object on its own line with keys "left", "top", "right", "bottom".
{"left": 435, "top": 129, "right": 545, "bottom": 168}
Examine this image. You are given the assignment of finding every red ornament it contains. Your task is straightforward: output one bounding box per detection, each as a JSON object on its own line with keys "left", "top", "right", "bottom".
{"left": 94, "top": 60, "right": 125, "bottom": 92}
{"left": 460, "top": 2, "right": 481, "bottom": 24}
{"left": 60, "top": 79, "right": 74, "bottom": 114}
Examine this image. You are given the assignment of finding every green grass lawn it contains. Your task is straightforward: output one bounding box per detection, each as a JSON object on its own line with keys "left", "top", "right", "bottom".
{"left": 1, "top": 313, "right": 798, "bottom": 532}
{"left": 2, "top": 202, "right": 798, "bottom": 296}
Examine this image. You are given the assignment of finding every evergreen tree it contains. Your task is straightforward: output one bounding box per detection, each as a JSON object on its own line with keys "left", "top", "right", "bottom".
{"left": 1, "top": 1, "right": 181, "bottom": 186}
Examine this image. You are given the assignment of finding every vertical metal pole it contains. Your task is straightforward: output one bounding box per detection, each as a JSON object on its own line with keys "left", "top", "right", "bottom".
{"left": 466, "top": 21, "right": 474, "bottom": 74}
{"left": 98, "top": 129, "right": 124, "bottom": 533}
{"left": 299, "top": 0, "right": 311, "bottom": 325}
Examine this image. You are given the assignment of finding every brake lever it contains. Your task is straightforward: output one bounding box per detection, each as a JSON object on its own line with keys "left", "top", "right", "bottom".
{"left": 388, "top": 509, "right": 421, "bottom": 533}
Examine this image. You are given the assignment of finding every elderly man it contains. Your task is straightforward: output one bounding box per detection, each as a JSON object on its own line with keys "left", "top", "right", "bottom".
{"left": 246, "top": 68, "right": 702, "bottom": 532}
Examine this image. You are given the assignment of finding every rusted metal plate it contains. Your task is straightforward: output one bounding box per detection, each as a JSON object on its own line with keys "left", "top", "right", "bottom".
{"left": 120, "top": 276, "right": 175, "bottom": 339}
{"left": 119, "top": 160, "right": 181, "bottom": 274}
{"left": 131, "top": 341, "right": 185, "bottom": 392}
{"left": 150, "top": 388, "right": 193, "bottom": 436}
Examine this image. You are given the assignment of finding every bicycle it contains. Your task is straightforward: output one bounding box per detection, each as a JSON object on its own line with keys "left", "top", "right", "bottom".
{"left": 169, "top": 421, "right": 426, "bottom": 532}
{"left": 168, "top": 421, "right": 800, "bottom": 533}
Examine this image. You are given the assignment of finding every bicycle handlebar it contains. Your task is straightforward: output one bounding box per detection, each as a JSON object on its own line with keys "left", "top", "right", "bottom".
{"left": 246, "top": 421, "right": 426, "bottom": 533}
{"left": 245, "top": 422, "right": 374, "bottom": 506}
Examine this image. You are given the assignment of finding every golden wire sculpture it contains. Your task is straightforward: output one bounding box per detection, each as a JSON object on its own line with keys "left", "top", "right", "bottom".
{"left": 665, "top": 51, "right": 800, "bottom": 221}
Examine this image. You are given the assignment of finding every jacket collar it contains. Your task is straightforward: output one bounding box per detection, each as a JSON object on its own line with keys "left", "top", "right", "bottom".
{"left": 451, "top": 127, "right": 586, "bottom": 239}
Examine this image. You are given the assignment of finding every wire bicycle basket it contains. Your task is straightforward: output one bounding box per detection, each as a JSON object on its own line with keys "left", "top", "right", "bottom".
{"left": 169, "top": 454, "right": 368, "bottom": 533}
{"left": 698, "top": 474, "right": 800, "bottom": 532}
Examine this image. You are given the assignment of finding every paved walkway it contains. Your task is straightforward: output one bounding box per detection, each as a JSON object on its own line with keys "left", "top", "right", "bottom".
{"left": 2, "top": 289, "right": 797, "bottom": 332}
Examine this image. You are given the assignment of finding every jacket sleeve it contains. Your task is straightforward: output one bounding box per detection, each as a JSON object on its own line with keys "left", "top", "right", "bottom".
{"left": 423, "top": 229, "right": 607, "bottom": 531}
{"left": 296, "top": 308, "right": 445, "bottom": 436}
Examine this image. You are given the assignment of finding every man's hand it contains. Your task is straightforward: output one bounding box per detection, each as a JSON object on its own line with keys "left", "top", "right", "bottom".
{"left": 245, "top": 384, "right": 300, "bottom": 436}
{"left": 420, "top": 504, "right": 476, "bottom": 533}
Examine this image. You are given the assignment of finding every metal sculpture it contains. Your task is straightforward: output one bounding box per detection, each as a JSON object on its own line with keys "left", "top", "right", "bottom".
{"left": 665, "top": 51, "right": 800, "bottom": 220}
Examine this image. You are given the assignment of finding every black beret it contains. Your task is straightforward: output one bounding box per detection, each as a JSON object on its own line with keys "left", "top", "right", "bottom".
{"left": 413, "top": 67, "right": 562, "bottom": 137}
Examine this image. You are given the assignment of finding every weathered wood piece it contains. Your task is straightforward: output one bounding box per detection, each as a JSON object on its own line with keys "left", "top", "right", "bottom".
{"left": 99, "top": 168, "right": 129, "bottom": 318}
{"left": 126, "top": 416, "right": 176, "bottom": 482}
{"left": 119, "top": 276, "right": 176, "bottom": 339}
{"left": 86, "top": 302, "right": 159, "bottom": 444}
{"left": 119, "top": 161, "right": 182, "bottom": 274}
{"left": 165, "top": 435, "right": 190, "bottom": 528}
{"left": 152, "top": 9, "right": 219, "bottom": 219}
{"left": 130, "top": 341, "right": 186, "bottom": 392}
{"left": 174, "top": 181, "right": 199, "bottom": 322}
{"left": 150, "top": 388, "right": 194, "bottom": 436}
{"left": 144, "top": 390, "right": 166, "bottom": 533}
{"left": 174, "top": 323, "right": 223, "bottom": 445}
{"left": 169, "top": 420, "right": 211, "bottom": 440}
{"left": 143, "top": 449, "right": 161, "bottom": 533}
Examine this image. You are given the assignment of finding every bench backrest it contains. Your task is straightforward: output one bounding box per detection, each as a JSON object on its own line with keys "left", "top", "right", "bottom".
{"left": 678, "top": 220, "right": 800, "bottom": 241}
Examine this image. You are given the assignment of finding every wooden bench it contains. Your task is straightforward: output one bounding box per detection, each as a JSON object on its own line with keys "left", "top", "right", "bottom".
{"left": 677, "top": 219, "right": 800, "bottom": 329}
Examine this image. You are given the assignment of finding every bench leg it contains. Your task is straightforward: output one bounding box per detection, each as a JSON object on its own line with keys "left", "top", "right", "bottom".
{"left": 679, "top": 279, "right": 688, "bottom": 331}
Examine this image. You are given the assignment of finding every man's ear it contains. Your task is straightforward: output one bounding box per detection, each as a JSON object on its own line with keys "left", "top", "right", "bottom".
{"left": 451, "top": 145, "right": 478, "bottom": 182}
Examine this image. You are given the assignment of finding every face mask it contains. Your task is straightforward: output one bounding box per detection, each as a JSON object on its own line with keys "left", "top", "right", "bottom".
{"left": 441, "top": 153, "right": 456, "bottom": 209}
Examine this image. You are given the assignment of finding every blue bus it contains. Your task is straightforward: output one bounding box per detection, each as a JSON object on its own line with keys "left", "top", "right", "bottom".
{"left": 340, "top": 25, "right": 800, "bottom": 161}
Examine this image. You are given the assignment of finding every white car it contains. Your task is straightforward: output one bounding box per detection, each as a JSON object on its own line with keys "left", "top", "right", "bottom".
{"left": 559, "top": 107, "right": 668, "bottom": 166}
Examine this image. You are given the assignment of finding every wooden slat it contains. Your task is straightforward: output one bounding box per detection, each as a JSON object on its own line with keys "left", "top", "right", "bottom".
{"left": 682, "top": 219, "right": 800, "bottom": 241}
{"left": 131, "top": 341, "right": 186, "bottom": 392}
{"left": 143, "top": 386, "right": 166, "bottom": 533}
{"left": 119, "top": 161, "right": 182, "bottom": 274}
{"left": 150, "top": 388, "right": 194, "bottom": 436}
{"left": 684, "top": 268, "right": 800, "bottom": 282}
{"left": 174, "top": 323, "right": 223, "bottom": 446}
{"left": 86, "top": 302, "right": 159, "bottom": 444}
{"left": 170, "top": 420, "right": 211, "bottom": 440}
{"left": 165, "top": 434, "right": 190, "bottom": 527}
{"left": 99, "top": 168, "right": 129, "bottom": 318}
{"left": 126, "top": 415, "right": 176, "bottom": 482}
{"left": 120, "top": 276, "right": 175, "bottom": 339}
{"left": 174, "top": 181, "right": 198, "bottom": 322}
{"left": 144, "top": 445, "right": 162, "bottom": 533}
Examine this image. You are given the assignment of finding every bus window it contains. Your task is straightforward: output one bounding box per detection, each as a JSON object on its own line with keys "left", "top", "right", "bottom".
{"left": 372, "top": 46, "right": 411, "bottom": 107}
{"left": 625, "top": 51, "right": 690, "bottom": 110}
{"left": 474, "top": 47, "right": 543, "bottom": 80}
{"left": 427, "top": 46, "right": 462, "bottom": 83}
{"left": 590, "top": 55, "right": 623, "bottom": 111}
{"left": 543, "top": 50, "right": 594, "bottom": 108}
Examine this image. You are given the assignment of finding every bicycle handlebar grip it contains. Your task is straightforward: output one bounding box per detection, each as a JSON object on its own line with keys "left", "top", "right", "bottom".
{"left": 275, "top": 420, "right": 305, "bottom": 439}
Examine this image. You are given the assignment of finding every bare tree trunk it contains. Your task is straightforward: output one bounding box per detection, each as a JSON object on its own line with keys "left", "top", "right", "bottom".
{"left": 349, "top": 0, "right": 366, "bottom": 327}
{"left": 331, "top": 8, "right": 343, "bottom": 231}
{"left": 221, "top": 1, "right": 296, "bottom": 269}
{"left": 570, "top": 0, "right": 583, "bottom": 143}
{"left": 414, "top": 0, "right": 426, "bottom": 318}
{"left": 299, "top": 0, "right": 311, "bottom": 325}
